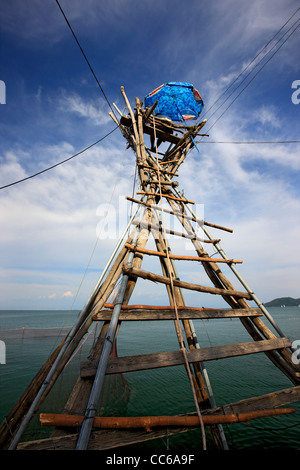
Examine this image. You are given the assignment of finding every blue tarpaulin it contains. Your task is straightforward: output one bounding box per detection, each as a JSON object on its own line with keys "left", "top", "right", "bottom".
{"left": 144, "top": 82, "right": 204, "bottom": 122}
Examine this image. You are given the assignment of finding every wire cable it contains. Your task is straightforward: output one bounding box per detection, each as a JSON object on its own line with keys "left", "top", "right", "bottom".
{"left": 196, "top": 140, "right": 300, "bottom": 144}
{"left": 201, "top": 6, "right": 300, "bottom": 122}
{"left": 203, "top": 18, "right": 300, "bottom": 135}
{"left": 55, "top": 0, "right": 117, "bottom": 118}
{"left": 0, "top": 126, "right": 118, "bottom": 190}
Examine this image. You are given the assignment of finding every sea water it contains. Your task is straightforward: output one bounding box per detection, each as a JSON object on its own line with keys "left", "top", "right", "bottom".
{"left": 0, "top": 307, "right": 299, "bottom": 450}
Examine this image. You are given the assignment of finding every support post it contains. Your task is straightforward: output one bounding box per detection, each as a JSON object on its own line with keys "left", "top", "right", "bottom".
{"left": 75, "top": 191, "right": 149, "bottom": 450}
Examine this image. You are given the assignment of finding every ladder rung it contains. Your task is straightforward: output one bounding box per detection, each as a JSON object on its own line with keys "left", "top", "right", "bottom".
{"left": 92, "top": 306, "right": 263, "bottom": 321}
{"left": 136, "top": 191, "right": 195, "bottom": 204}
{"left": 80, "top": 338, "right": 291, "bottom": 377}
{"left": 126, "top": 196, "right": 233, "bottom": 233}
{"left": 125, "top": 243, "right": 242, "bottom": 264}
{"left": 132, "top": 220, "right": 220, "bottom": 244}
{"left": 122, "top": 265, "right": 252, "bottom": 300}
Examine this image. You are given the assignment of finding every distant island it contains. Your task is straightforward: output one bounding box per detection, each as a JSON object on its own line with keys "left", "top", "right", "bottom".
{"left": 264, "top": 297, "right": 300, "bottom": 307}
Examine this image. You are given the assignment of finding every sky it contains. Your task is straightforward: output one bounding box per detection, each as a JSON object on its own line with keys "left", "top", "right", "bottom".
{"left": 0, "top": 0, "right": 299, "bottom": 313}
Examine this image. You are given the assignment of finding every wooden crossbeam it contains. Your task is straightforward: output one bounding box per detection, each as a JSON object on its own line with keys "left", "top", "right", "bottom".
{"left": 40, "top": 407, "right": 295, "bottom": 429}
{"left": 80, "top": 338, "right": 291, "bottom": 377}
{"left": 92, "top": 306, "right": 263, "bottom": 321}
{"left": 136, "top": 163, "right": 179, "bottom": 177}
{"left": 124, "top": 242, "right": 242, "bottom": 264}
{"left": 126, "top": 196, "right": 233, "bottom": 233}
{"left": 120, "top": 115, "right": 182, "bottom": 145}
{"left": 132, "top": 220, "right": 220, "bottom": 244}
{"left": 122, "top": 265, "right": 252, "bottom": 299}
{"left": 17, "top": 385, "right": 300, "bottom": 450}
{"left": 136, "top": 191, "right": 195, "bottom": 204}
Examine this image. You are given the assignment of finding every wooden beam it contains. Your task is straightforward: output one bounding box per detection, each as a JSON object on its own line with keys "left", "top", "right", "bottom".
{"left": 92, "top": 307, "right": 263, "bottom": 321}
{"left": 80, "top": 338, "right": 291, "bottom": 377}
{"left": 137, "top": 163, "right": 179, "bottom": 177}
{"left": 124, "top": 242, "right": 242, "bottom": 264}
{"left": 40, "top": 407, "right": 295, "bottom": 429}
{"left": 122, "top": 265, "right": 252, "bottom": 299}
{"left": 17, "top": 385, "right": 300, "bottom": 450}
{"left": 136, "top": 191, "right": 195, "bottom": 204}
{"left": 132, "top": 220, "right": 220, "bottom": 244}
{"left": 204, "top": 385, "right": 300, "bottom": 416}
{"left": 126, "top": 196, "right": 233, "bottom": 233}
{"left": 120, "top": 115, "right": 182, "bottom": 145}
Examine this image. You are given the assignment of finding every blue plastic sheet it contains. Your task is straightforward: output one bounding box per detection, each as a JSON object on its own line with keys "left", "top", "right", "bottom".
{"left": 144, "top": 82, "right": 204, "bottom": 122}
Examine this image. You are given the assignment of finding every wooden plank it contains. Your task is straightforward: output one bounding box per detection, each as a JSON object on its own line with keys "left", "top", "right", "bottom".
{"left": 122, "top": 265, "right": 252, "bottom": 300}
{"left": 203, "top": 385, "right": 300, "bottom": 416}
{"left": 124, "top": 242, "right": 242, "bottom": 264}
{"left": 16, "top": 426, "right": 193, "bottom": 451}
{"left": 80, "top": 338, "right": 291, "bottom": 377}
{"left": 92, "top": 307, "right": 263, "bottom": 321}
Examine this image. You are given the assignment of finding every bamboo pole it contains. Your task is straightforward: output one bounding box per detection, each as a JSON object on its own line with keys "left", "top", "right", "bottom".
{"left": 75, "top": 186, "right": 151, "bottom": 450}
{"left": 124, "top": 242, "right": 242, "bottom": 263}
{"left": 122, "top": 265, "right": 252, "bottom": 299}
{"left": 40, "top": 408, "right": 295, "bottom": 429}
{"left": 126, "top": 196, "right": 233, "bottom": 233}
{"left": 136, "top": 191, "right": 194, "bottom": 204}
{"left": 132, "top": 219, "right": 219, "bottom": 244}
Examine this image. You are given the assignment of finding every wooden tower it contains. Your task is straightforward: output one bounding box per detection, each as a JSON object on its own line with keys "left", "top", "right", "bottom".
{"left": 1, "top": 87, "right": 300, "bottom": 451}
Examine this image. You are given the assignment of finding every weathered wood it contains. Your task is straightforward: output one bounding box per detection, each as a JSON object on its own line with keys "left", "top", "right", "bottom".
{"left": 40, "top": 407, "right": 295, "bottom": 429}
{"left": 16, "top": 427, "right": 193, "bottom": 451}
{"left": 122, "top": 265, "right": 252, "bottom": 299}
{"left": 120, "top": 115, "right": 182, "bottom": 145}
{"left": 132, "top": 219, "right": 220, "bottom": 244}
{"left": 80, "top": 338, "right": 291, "bottom": 377}
{"left": 137, "top": 163, "right": 179, "bottom": 177}
{"left": 124, "top": 242, "right": 242, "bottom": 264}
{"left": 143, "top": 100, "right": 158, "bottom": 121}
{"left": 204, "top": 385, "right": 300, "bottom": 416}
{"left": 136, "top": 191, "right": 195, "bottom": 204}
{"left": 92, "top": 306, "right": 263, "bottom": 321}
{"left": 126, "top": 196, "right": 233, "bottom": 233}
{"left": 16, "top": 385, "right": 300, "bottom": 450}
{"left": 162, "top": 120, "right": 207, "bottom": 163}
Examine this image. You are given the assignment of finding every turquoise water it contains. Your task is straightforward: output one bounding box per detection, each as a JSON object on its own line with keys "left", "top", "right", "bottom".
{"left": 0, "top": 307, "right": 299, "bottom": 450}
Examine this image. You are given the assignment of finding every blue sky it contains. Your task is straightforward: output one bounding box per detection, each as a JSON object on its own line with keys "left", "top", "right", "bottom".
{"left": 0, "top": 0, "right": 299, "bottom": 311}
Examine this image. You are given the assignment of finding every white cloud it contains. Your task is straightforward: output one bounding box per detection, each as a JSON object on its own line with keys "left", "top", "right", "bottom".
{"left": 59, "top": 93, "right": 111, "bottom": 126}
{"left": 254, "top": 105, "right": 281, "bottom": 128}
{"left": 62, "top": 291, "right": 73, "bottom": 297}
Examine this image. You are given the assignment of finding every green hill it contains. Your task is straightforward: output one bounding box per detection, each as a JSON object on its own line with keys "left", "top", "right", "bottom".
{"left": 264, "top": 297, "right": 300, "bottom": 307}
